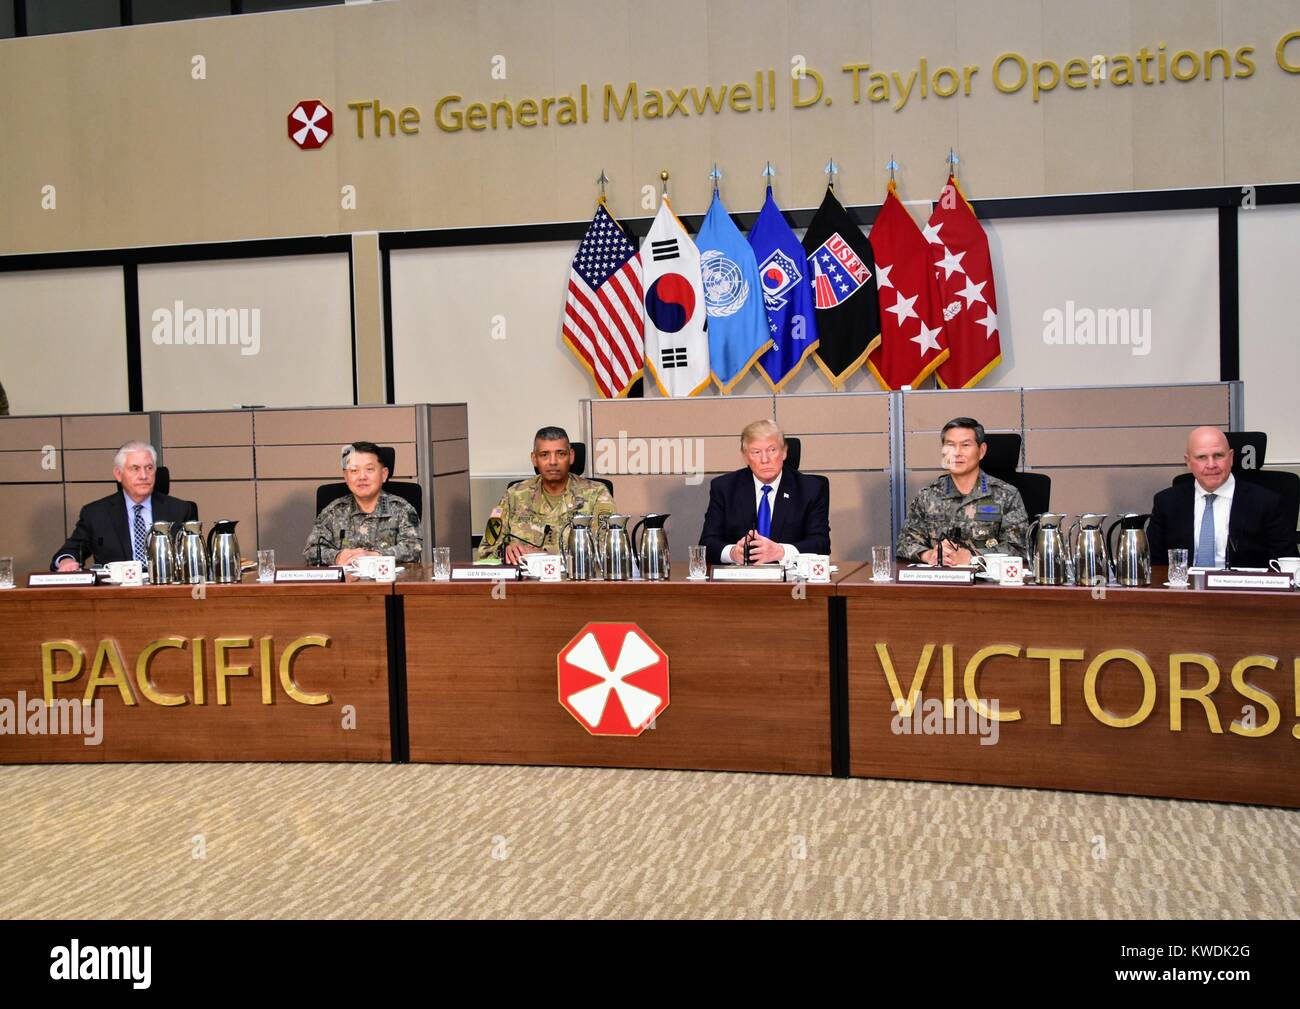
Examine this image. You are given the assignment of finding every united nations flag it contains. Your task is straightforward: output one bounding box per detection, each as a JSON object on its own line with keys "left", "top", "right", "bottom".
{"left": 696, "top": 192, "right": 771, "bottom": 392}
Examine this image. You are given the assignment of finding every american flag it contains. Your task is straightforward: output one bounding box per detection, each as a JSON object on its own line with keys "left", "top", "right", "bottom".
{"left": 563, "top": 203, "right": 644, "bottom": 398}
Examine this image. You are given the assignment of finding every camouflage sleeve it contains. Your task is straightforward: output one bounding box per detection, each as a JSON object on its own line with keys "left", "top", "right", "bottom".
{"left": 393, "top": 500, "right": 423, "bottom": 564}
{"left": 476, "top": 490, "right": 511, "bottom": 561}
{"left": 895, "top": 492, "right": 936, "bottom": 562}
{"left": 998, "top": 487, "right": 1030, "bottom": 559}
{"left": 303, "top": 508, "right": 340, "bottom": 566}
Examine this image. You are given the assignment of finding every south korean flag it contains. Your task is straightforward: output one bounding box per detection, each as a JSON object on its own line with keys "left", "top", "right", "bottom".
{"left": 640, "top": 197, "right": 711, "bottom": 397}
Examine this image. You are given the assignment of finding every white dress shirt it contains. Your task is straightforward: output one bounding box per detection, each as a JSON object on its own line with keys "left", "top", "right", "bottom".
{"left": 1193, "top": 473, "right": 1234, "bottom": 568}
{"left": 720, "top": 472, "right": 799, "bottom": 564}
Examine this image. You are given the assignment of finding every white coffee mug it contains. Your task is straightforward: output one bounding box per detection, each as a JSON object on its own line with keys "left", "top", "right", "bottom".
{"left": 999, "top": 557, "right": 1024, "bottom": 585}
{"left": 795, "top": 553, "right": 831, "bottom": 582}
{"left": 352, "top": 555, "right": 379, "bottom": 578}
{"left": 538, "top": 556, "right": 562, "bottom": 582}
{"left": 372, "top": 556, "right": 396, "bottom": 582}
{"left": 978, "top": 553, "right": 1010, "bottom": 579}
{"left": 1268, "top": 557, "right": 1300, "bottom": 585}
{"left": 107, "top": 560, "right": 144, "bottom": 585}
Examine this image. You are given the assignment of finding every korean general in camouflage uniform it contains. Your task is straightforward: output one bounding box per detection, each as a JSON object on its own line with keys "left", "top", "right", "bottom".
{"left": 304, "top": 441, "right": 422, "bottom": 565}
{"left": 476, "top": 426, "right": 617, "bottom": 563}
{"left": 896, "top": 417, "right": 1029, "bottom": 565}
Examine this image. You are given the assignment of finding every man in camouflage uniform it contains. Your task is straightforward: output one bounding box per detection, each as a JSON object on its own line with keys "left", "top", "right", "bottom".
{"left": 896, "top": 417, "right": 1029, "bottom": 565}
{"left": 304, "top": 440, "right": 422, "bottom": 565}
{"left": 477, "top": 426, "right": 617, "bottom": 563}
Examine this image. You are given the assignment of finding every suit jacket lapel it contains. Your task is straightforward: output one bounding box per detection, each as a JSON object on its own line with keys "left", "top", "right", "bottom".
{"left": 740, "top": 473, "right": 758, "bottom": 531}
{"left": 111, "top": 493, "right": 132, "bottom": 560}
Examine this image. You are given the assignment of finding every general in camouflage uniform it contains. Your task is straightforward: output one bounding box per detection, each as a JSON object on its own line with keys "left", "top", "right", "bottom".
{"left": 304, "top": 491, "right": 422, "bottom": 565}
{"left": 476, "top": 474, "right": 616, "bottom": 561}
{"left": 896, "top": 470, "right": 1029, "bottom": 562}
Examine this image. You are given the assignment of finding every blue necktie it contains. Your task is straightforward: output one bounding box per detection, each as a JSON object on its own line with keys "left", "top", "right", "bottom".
{"left": 757, "top": 485, "right": 772, "bottom": 538}
{"left": 132, "top": 503, "right": 148, "bottom": 563}
{"left": 1195, "top": 493, "right": 1216, "bottom": 567}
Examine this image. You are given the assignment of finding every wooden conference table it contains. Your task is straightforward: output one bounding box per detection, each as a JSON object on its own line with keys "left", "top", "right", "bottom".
{"left": 2, "top": 564, "right": 1296, "bottom": 807}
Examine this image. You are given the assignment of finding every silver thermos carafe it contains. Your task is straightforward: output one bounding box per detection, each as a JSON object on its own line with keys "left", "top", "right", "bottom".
{"left": 146, "top": 521, "right": 178, "bottom": 584}
{"left": 1027, "top": 512, "right": 1070, "bottom": 585}
{"left": 632, "top": 513, "right": 671, "bottom": 581}
{"left": 603, "top": 513, "right": 633, "bottom": 581}
{"left": 1069, "top": 513, "right": 1109, "bottom": 587}
{"left": 206, "top": 519, "right": 242, "bottom": 584}
{"left": 173, "top": 520, "right": 208, "bottom": 584}
{"left": 561, "top": 512, "right": 601, "bottom": 581}
{"left": 1107, "top": 513, "right": 1152, "bottom": 586}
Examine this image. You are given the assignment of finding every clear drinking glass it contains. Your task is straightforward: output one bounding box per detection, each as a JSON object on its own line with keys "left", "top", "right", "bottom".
{"left": 688, "top": 545, "right": 707, "bottom": 580}
{"left": 1168, "top": 548, "right": 1189, "bottom": 587}
{"left": 0, "top": 556, "right": 14, "bottom": 589}
{"left": 433, "top": 546, "right": 452, "bottom": 581}
{"left": 871, "top": 546, "right": 893, "bottom": 581}
{"left": 257, "top": 549, "right": 276, "bottom": 583}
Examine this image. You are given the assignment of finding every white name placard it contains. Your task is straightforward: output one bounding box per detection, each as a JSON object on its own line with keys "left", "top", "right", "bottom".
{"left": 274, "top": 568, "right": 345, "bottom": 582}
{"left": 452, "top": 567, "right": 520, "bottom": 580}
{"left": 1205, "top": 572, "right": 1294, "bottom": 591}
{"left": 27, "top": 572, "right": 97, "bottom": 587}
{"left": 898, "top": 567, "right": 976, "bottom": 584}
{"left": 710, "top": 566, "right": 787, "bottom": 582}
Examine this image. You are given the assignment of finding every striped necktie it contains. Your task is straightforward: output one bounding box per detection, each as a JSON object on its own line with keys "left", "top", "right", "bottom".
{"left": 132, "top": 503, "right": 148, "bottom": 563}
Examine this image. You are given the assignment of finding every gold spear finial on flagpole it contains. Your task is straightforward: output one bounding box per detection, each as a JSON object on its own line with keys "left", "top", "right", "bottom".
{"left": 660, "top": 170, "right": 670, "bottom": 197}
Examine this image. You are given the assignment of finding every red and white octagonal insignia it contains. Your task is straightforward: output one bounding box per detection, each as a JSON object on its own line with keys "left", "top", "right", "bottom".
{"left": 288, "top": 100, "right": 332, "bottom": 149}
{"left": 558, "top": 623, "right": 669, "bottom": 736}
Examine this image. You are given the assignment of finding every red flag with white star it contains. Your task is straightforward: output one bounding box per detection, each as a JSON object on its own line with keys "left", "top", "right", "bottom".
{"left": 928, "top": 175, "right": 1002, "bottom": 388}
{"left": 866, "top": 182, "right": 948, "bottom": 390}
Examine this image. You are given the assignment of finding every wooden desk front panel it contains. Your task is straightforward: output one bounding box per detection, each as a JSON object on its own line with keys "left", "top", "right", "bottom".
{"left": 0, "top": 583, "right": 392, "bottom": 763}
{"left": 841, "top": 580, "right": 1300, "bottom": 807}
{"left": 401, "top": 577, "right": 834, "bottom": 775}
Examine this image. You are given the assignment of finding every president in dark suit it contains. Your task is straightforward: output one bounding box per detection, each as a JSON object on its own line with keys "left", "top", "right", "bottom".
{"left": 1148, "top": 427, "right": 1293, "bottom": 569}
{"left": 52, "top": 441, "right": 198, "bottom": 570}
{"left": 699, "top": 419, "right": 830, "bottom": 565}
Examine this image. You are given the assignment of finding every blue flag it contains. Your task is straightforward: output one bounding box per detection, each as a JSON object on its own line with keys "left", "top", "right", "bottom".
{"left": 696, "top": 192, "right": 771, "bottom": 391}
{"left": 748, "top": 186, "right": 820, "bottom": 389}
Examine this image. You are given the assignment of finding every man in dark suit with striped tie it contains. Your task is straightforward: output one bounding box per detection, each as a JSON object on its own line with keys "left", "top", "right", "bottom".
{"left": 51, "top": 441, "right": 198, "bottom": 571}
{"left": 699, "top": 419, "right": 830, "bottom": 565}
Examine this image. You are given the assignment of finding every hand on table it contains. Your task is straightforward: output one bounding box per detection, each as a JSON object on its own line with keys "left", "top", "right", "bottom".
{"left": 504, "top": 543, "right": 541, "bottom": 565}
{"left": 56, "top": 558, "right": 81, "bottom": 573}
{"left": 733, "top": 532, "right": 784, "bottom": 565}
{"left": 335, "top": 548, "right": 378, "bottom": 567}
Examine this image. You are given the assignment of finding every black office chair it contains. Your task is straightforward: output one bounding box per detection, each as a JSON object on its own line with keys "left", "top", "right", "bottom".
{"left": 507, "top": 441, "right": 614, "bottom": 494}
{"left": 981, "top": 432, "right": 1052, "bottom": 519}
{"left": 784, "top": 436, "right": 802, "bottom": 472}
{"left": 315, "top": 445, "right": 423, "bottom": 519}
{"left": 117, "top": 465, "right": 170, "bottom": 495}
{"left": 1172, "top": 431, "right": 1300, "bottom": 551}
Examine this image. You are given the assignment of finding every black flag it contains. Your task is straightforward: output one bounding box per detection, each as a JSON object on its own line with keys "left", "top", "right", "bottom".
{"left": 804, "top": 188, "right": 880, "bottom": 387}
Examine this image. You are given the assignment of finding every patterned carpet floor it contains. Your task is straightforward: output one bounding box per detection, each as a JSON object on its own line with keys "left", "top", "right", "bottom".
{"left": 3, "top": 763, "right": 1297, "bottom": 919}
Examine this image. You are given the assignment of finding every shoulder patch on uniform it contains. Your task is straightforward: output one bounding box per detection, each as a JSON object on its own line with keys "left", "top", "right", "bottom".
{"left": 489, "top": 506, "right": 503, "bottom": 518}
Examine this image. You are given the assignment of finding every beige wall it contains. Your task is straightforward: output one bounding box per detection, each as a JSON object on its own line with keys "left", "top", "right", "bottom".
{"left": 2, "top": 0, "right": 1299, "bottom": 254}
{"left": 138, "top": 254, "right": 354, "bottom": 411}
{"left": 1240, "top": 204, "right": 1300, "bottom": 466}
{"left": 0, "top": 267, "right": 129, "bottom": 415}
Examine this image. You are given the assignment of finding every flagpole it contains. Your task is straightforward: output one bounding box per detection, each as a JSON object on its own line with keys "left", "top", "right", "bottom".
{"left": 824, "top": 157, "right": 839, "bottom": 192}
